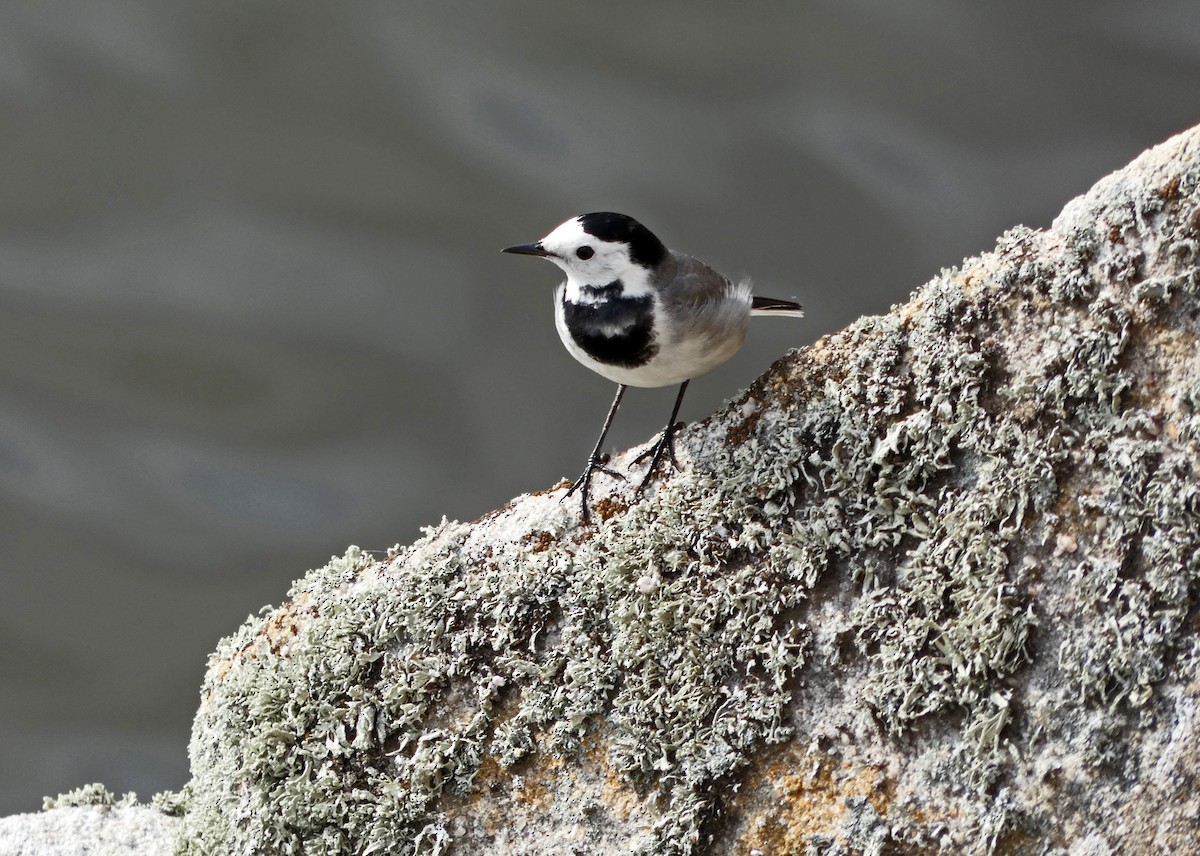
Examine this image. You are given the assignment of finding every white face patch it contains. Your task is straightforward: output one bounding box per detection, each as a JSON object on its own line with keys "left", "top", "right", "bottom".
{"left": 538, "top": 217, "right": 655, "bottom": 301}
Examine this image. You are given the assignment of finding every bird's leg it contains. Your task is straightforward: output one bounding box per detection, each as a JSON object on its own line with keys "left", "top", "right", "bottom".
{"left": 634, "top": 380, "right": 689, "bottom": 495}
{"left": 565, "top": 384, "right": 628, "bottom": 522}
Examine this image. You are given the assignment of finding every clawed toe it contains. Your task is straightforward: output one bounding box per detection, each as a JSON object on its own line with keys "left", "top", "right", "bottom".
{"left": 635, "top": 421, "right": 684, "bottom": 495}
{"left": 563, "top": 454, "right": 627, "bottom": 523}
{"left": 560, "top": 381, "right": 693, "bottom": 524}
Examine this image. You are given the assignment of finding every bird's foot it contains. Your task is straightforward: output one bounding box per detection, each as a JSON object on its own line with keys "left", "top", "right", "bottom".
{"left": 563, "top": 453, "right": 626, "bottom": 523}
{"left": 634, "top": 421, "right": 684, "bottom": 495}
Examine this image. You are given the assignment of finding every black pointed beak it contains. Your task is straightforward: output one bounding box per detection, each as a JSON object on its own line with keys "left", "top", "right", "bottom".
{"left": 501, "top": 241, "right": 550, "bottom": 257}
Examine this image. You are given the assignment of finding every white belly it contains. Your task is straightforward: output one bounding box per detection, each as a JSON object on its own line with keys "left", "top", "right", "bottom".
{"left": 554, "top": 293, "right": 748, "bottom": 388}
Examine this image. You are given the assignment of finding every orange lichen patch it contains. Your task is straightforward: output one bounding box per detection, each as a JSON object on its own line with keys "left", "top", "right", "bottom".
{"left": 455, "top": 752, "right": 557, "bottom": 817}
{"left": 439, "top": 761, "right": 506, "bottom": 837}
{"left": 445, "top": 737, "right": 547, "bottom": 837}
{"left": 443, "top": 733, "right": 653, "bottom": 845}
{"left": 801, "top": 333, "right": 843, "bottom": 366}
{"left": 261, "top": 591, "right": 313, "bottom": 655}
{"left": 472, "top": 755, "right": 504, "bottom": 786}
{"left": 206, "top": 592, "right": 318, "bottom": 688}
{"left": 522, "top": 530, "right": 557, "bottom": 553}
{"left": 512, "top": 770, "right": 554, "bottom": 812}
{"left": 1157, "top": 175, "right": 1182, "bottom": 201}
{"left": 593, "top": 749, "right": 646, "bottom": 825}
{"left": 762, "top": 372, "right": 793, "bottom": 395}
{"left": 548, "top": 479, "right": 575, "bottom": 495}
{"left": 959, "top": 273, "right": 985, "bottom": 298}
{"left": 1125, "top": 322, "right": 1200, "bottom": 411}
{"left": 733, "top": 751, "right": 896, "bottom": 854}
{"left": 592, "top": 497, "right": 630, "bottom": 521}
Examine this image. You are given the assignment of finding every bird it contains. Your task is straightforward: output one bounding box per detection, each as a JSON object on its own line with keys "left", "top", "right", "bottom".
{"left": 502, "top": 212, "right": 803, "bottom": 522}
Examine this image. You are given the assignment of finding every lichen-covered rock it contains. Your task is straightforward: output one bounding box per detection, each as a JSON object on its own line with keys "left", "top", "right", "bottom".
{"left": 0, "top": 786, "right": 179, "bottom": 856}
{"left": 179, "top": 126, "right": 1200, "bottom": 855}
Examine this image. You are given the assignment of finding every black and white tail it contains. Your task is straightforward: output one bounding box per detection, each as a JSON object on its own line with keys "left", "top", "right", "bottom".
{"left": 751, "top": 295, "right": 804, "bottom": 318}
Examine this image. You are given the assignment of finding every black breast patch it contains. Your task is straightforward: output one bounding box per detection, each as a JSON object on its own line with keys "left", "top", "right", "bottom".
{"left": 580, "top": 279, "right": 625, "bottom": 301}
{"left": 562, "top": 295, "right": 658, "bottom": 368}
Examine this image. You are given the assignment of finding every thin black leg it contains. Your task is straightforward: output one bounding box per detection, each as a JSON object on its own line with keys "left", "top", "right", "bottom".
{"left": 565, "top": 384, "right": 629, "bottom": 522}
{"left": 634, "top": 379, "right": 689, "bottom": 495}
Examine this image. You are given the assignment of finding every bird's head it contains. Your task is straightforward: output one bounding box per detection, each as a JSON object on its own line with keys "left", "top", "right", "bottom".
{"left": 503, "top": 212, "right": 667, "bottom": 294}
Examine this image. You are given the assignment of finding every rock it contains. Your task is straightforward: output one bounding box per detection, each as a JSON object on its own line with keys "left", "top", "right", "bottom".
{"left": 18, "top": 125, "right": 1200, "bottom": 855}
{"left": 182, "top": 124, "right": 1200, "bottom": 855}
{"left": 0, "top": 787, "right": 178, "bottom": 856}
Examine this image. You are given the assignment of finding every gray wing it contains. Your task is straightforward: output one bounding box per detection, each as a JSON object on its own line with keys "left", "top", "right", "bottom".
{"left": 657, "top": 251, "right": 743, "bottom": 310}
{"left": 656, "top": 251, "right": 752, "bottom": 339}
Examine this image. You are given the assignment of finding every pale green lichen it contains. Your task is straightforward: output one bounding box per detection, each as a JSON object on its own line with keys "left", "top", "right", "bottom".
{"left": 173, "top": 133, "right": 1200, "bottom": 854}
{"left": 43, "top": 783, "right": 140, "bottom": 810}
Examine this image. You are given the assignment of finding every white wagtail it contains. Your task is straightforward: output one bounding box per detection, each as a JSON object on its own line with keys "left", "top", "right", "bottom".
{"left": 503, "top": 212, "right": 803, "bottom": 522}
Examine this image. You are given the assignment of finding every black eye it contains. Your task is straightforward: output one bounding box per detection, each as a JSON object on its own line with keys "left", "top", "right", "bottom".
{"left": 575, "top": 246, "right": 594, "bottom": 260}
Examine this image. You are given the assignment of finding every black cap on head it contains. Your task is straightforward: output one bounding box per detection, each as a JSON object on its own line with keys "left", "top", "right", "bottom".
{"left": 577, "top": 212, "right": 667, "bottom": 268}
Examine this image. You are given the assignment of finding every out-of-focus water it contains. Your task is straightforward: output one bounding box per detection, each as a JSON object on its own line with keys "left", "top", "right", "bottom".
{"left": 2, "top": 0, "right": 1198, "bottom": 814}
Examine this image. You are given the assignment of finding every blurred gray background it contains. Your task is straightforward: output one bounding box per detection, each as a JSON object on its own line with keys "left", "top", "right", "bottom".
{"left": 2, "top": 0, "right": 1198, "bottom": 814}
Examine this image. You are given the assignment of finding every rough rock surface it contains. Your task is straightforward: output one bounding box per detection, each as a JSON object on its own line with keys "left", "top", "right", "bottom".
{"left": 0, "top": 786, "right": 178, "bottom": 856}
{"left": 10, "top": 125, "right": 1200, "bottom": 855}
{"left": 179, "top": 125, "right": 1200, "bottom": 855}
